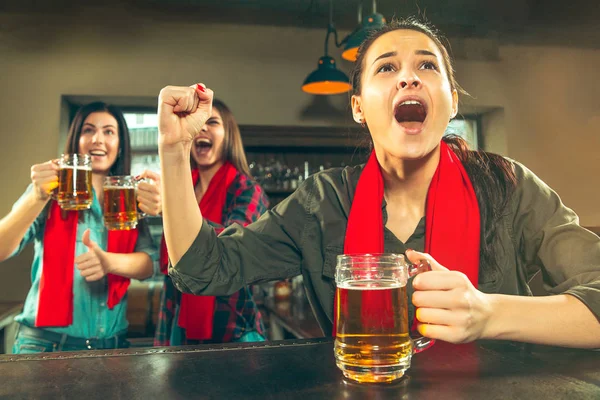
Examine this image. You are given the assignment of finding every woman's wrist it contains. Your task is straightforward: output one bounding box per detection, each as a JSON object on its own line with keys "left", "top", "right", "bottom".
{"left": 481, "top": 293, "right": 506, "bottom": 339}
{"left": 102, "top": 251, "right": 116, "bottom": 276}
{"left": 159, "top": 142, "right": 192, "bottom": 166}
{"left": 482, "top": 293, "right": 524, "bottom": 341}
{"left": 28, "top": 188, "right": 52, "bottom": 207}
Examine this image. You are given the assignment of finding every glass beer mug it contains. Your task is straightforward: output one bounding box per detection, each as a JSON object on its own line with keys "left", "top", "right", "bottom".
{"left": 334, "top": 253, "right": 434, "bottom": 383}
{"left": 56, "top": 154, "right": 93, "bottom": 211}
{"left": 103, "top": 175, "right": 149, "bottom": 230}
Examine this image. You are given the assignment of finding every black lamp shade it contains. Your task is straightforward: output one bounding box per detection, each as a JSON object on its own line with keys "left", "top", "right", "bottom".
{"left": 302, "top": 56, "right": 352, "bottom": 95}
{"left": 342, "top": 13, "right": 387, "bottom": 62}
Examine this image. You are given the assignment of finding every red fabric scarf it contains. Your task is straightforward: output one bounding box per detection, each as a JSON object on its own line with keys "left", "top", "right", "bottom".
{"left": 335, "top": 141, "right": 480, "bottom": 334}
{"left": 36, "top": 202, "right": 138, "bottom": 327}
{"left": 160, "top": 162, "right": 238, "bottom": 340}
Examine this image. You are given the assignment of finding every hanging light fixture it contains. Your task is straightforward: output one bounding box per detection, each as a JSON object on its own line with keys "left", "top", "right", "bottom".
{"left": 302, "top": 0, "right": 352, "bottom": 95}
{"left": 342, "top": 0, "right": 386, "bottom": 62}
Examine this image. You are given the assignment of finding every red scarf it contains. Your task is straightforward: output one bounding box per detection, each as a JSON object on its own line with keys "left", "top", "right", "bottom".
{"left": 160, "top": 162, "right": 238, "bottom": 340}
{"left": 335, "top": 141, "right": 480, "bottom": 334}
{"left": 36, "top": 202, "right": 138, "bottom": 327}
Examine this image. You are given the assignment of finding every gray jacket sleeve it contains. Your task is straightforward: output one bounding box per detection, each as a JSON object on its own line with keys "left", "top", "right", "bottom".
{"left": 168, "top": 178, "right": 313, "bottom": 296}
{"left": 512, "top": 161, "right": 600, "bottom": 318}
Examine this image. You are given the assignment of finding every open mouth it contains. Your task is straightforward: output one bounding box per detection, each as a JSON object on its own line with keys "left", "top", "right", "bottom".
{"left": 394, "top": 99, "right": 428, "bottom": 131}
{"left": 194, "top": 138, "right": 213, "bottom": 153}
{"left": 89, "top": 149, "right": 107, "bottom": 157}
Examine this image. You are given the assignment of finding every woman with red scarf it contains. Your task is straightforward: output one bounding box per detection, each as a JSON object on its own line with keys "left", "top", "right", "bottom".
{"left": 0, "top": 102, "right": 161, "bottom": 353}
{"left": 156, "top": 19, "right": 600, "bottom": 349}
{"left": 154, "top": 99, "right": 267, "bottom": 345}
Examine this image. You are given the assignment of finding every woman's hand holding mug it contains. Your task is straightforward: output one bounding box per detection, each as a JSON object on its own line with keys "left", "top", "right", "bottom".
{"left": 135, "top": 170, "right": 162, "bottom": 216}
{"left": 407, "top": 249, "right": 494, "bottom": 344}
{"left": 30, "top": 160, "right": 59, "bottom": 202}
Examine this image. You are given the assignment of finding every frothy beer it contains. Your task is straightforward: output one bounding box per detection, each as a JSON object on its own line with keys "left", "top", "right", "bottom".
{"left": 104, "top": 185, "right": 138, "bottom": 230}
{"left": 57, "top": 166, "right": 92, "bottom": 211}
{"left": 334, "top": 280, "right": 412, "bottom": 383}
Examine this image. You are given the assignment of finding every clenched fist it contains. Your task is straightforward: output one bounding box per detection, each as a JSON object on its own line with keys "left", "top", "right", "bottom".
{"left": 157, "top": 83, "right": 214, "bottom": 149}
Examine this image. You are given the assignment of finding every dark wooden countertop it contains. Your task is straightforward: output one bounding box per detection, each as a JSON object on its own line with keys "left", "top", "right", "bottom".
{"left": 1, "top": 338, "right": 599, "bottom": 399}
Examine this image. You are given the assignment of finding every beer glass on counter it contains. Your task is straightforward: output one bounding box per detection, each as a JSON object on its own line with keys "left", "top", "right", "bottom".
{"left": 103, "top": 175, "right": 149, "bottom": 230}
{"left": 334, "top": 254, "right": 434, "bottom": 383}
{"left": 56, "top": 154, "right": 93, "bottom": 211}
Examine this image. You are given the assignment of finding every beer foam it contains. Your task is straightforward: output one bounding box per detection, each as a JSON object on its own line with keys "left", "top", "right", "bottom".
{"left": 60, "top": 165, "right": 92, "bottom": 171}
{"left": 338, "top": 280, "right": 405, "bottom": 290}
{"left": 104, "top": 185, "right": 135, "bottom": 190}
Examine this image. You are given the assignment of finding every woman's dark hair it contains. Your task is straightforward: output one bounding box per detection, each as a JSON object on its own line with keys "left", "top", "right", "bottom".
{"left": 190, "top": 98, "right": 252, "bottom": 177}
{"left": 350, "top": 17, "right": 517, "bottom": 275}
{"left": 64, "top": 102, "right": 131, "bottom": 176}
{"left": 444, "top": 135, "right": 517, "bottom": 276}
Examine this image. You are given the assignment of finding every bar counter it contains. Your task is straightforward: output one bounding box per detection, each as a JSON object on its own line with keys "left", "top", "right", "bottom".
{"left": 1, "top": 338, "right": 599, "bottom": 399}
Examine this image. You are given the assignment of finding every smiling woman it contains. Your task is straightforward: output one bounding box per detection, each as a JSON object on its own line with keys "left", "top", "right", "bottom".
{"left": 78, "top": 113, "right": 120, "bottom": 174}
{"left": 0, "top": 101, "right": 162, "bottom": 354}
{"left": 64, "top": 103, "right": 132, "bottom": 178}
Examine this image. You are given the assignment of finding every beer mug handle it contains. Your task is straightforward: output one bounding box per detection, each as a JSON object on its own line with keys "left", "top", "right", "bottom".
{"left": 49, "top": 162, "right": 60, "bottom": 201}
{"left": 133, "top": 177, "right": 151, "bottom": 219}
{"left": 408, "top": 260, "right": 436, "bottom": 354}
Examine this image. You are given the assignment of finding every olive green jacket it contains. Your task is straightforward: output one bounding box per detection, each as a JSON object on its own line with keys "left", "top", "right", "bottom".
{"left": 169, "top": 161, "right": 600, "bottom": 336}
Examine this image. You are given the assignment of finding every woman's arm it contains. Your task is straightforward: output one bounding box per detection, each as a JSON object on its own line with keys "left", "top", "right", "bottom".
{"left": 157, "top": 84, "right": 214, "bottom": 266}
{"left": 78, "top": 252, "right": 154, "bottom": 281}
{"left": 157, "top": 83, "right": 307, "bottom": 297}
{"left": 168, "top": 177, "right": 310, "bottom": 297}
{"left": 486, "top": 292, "right": 600, "bottom": 348}
{"left": 160, "top": 143, "right": 202, "bottom": 266}
{"left": 409, "top": 250, "right": 600, "bottom": 349}
{"left": 508, "top": 161, "right": 600, "bottom": 347}
{"left": 410, "top": 161, "right": 600, "bottom": 349}
{"left": 0, "top": 189, "right": 48, "bottom": 261}
{"left": 0, "top": 160, "right": 59, "bottom": 261}
{"left": 75, "top": 229, "right": 154, "bottom": 281}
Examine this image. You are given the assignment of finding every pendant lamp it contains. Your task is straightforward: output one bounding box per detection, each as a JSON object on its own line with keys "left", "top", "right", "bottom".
{"left": 342, "top": 0, "right": 386, "bottom": 62}
{"left": 302, "top": 0, "right": 352, "bottom": 95}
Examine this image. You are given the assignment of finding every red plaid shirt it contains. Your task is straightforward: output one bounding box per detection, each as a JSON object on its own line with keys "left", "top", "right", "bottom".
{"left": 154, "top": 172, "right": 268, "bottom": 345}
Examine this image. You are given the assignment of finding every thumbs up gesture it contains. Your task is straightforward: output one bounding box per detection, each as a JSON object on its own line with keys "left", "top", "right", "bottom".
{"left": 75, "top": 229, "right": 112, "bottom": 282}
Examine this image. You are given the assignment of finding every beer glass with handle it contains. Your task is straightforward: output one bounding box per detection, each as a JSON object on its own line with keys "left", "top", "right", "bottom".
{"left": 56, "top": 154, "right": 93, "bottom": 211}
{"left": 103, "top": 175, "right": 151, "bottom": 230}
{"left": 334, "top": 253, "right": 434, "bottom": 383}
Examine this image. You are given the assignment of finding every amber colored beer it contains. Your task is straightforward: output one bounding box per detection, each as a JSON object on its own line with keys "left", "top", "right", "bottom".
{"left": 334, "top": 280, "right": 412, "bottom": 383}
{"left": 103, "top": 186, "right": 138, "bottom": 230}
{"left": 56, "top": 166, "right": 93, "bottom": 210}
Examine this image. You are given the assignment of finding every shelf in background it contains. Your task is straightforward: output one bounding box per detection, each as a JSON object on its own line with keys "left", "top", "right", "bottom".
{"left": 240, "top": 125, "right": 367, "bottom": 149}
{"left": 130, "top": 147, "right": 159, "bottom": 154}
